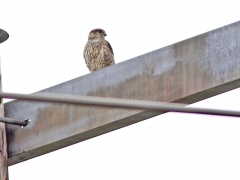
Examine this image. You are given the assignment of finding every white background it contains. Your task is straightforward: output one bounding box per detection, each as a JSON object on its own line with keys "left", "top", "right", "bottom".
{"left": 1, "top": 0, "right": 240, "bottom": 179}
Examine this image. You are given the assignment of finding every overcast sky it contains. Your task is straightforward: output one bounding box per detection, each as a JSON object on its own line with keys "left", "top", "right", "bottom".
{"left": 1, "top": 0, "right": 240, "bottom": 179}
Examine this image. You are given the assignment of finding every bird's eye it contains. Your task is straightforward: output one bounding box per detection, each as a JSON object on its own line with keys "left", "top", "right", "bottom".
{"left": 99, "top": 30, "right": 102, "bottom": 33}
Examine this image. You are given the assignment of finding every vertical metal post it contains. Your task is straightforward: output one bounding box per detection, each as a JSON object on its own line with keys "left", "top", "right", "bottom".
{"left": 0, "top": 104, "right": 8, "bottom": 180}
{"left": 0, "top": 29, "right": 9, "bottom": 180}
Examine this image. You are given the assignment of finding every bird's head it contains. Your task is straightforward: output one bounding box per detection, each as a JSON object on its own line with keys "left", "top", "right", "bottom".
{"left": 88, "top": 28, "right": 107, "bottom": 40}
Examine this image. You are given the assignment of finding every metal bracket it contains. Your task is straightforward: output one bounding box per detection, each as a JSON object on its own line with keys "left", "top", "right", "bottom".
{"left": 0, "top": 116, "right": 31, "bottom": 127}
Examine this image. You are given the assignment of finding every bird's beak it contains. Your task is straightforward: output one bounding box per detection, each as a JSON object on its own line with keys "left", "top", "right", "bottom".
{"left": 104, "top": 34, "right": 107, "bottom": 36}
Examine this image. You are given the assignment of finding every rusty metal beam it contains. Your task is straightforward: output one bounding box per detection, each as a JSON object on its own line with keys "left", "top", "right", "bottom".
{"left": 5, "top": 21, "right": 240, "bottom": 166}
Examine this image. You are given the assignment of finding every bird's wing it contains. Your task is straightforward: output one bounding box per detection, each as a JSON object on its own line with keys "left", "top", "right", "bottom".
{"left": 105, "top": 40, "right": 114, "bottom": 55}
{"left": 103, "top": 40, "right": 115, "bottom": 65}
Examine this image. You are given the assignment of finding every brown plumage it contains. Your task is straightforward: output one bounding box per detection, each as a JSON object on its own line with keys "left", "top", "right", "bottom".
{"left": 83, "top": 28, "right": 115, "bottom": 72}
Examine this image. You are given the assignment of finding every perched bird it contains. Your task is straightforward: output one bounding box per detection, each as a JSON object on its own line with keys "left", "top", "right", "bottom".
{"left": 83, "top": 28, "right": 115, "bottom": 72}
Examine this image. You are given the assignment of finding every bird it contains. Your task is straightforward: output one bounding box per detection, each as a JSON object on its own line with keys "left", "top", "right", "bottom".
{"left": 83, "top": 28, "right": 115, "bottom": 72}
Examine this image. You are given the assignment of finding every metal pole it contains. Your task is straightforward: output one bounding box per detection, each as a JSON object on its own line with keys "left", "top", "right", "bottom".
{"left": 0, "top": 117, "right": 30, "bottom": 127}
{"left": 0, "top": 29, "right": 9, "bottom": 180}
{"left": 1, "top": 92, "right": 240, "bottom": 118}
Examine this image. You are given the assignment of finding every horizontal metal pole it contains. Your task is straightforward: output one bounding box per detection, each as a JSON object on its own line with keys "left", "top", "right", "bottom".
{"left": 0, "top": 116, "right": 30, "bottom": 127}
{"left": 1, "top": 92, "right": 240, "bottom": 118}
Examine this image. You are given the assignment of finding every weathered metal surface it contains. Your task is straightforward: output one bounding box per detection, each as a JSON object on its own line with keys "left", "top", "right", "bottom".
{"left": 5, "top": 21, "right": 240, "bottom": 166}
{"left": 0, "top": 105, "right": 8, "bottom": 180}
{"left": 0, "top": 72, "right": 9, "bottom": 179}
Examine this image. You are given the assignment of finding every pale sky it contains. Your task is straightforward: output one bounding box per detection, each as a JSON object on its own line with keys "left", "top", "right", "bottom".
{"left": 1, "top": 0, "right": 240, "bottom": 179}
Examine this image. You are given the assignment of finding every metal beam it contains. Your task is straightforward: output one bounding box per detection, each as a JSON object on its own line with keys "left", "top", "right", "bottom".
{"left": 5, "top": 21, "right": 240, "bottom": 166}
